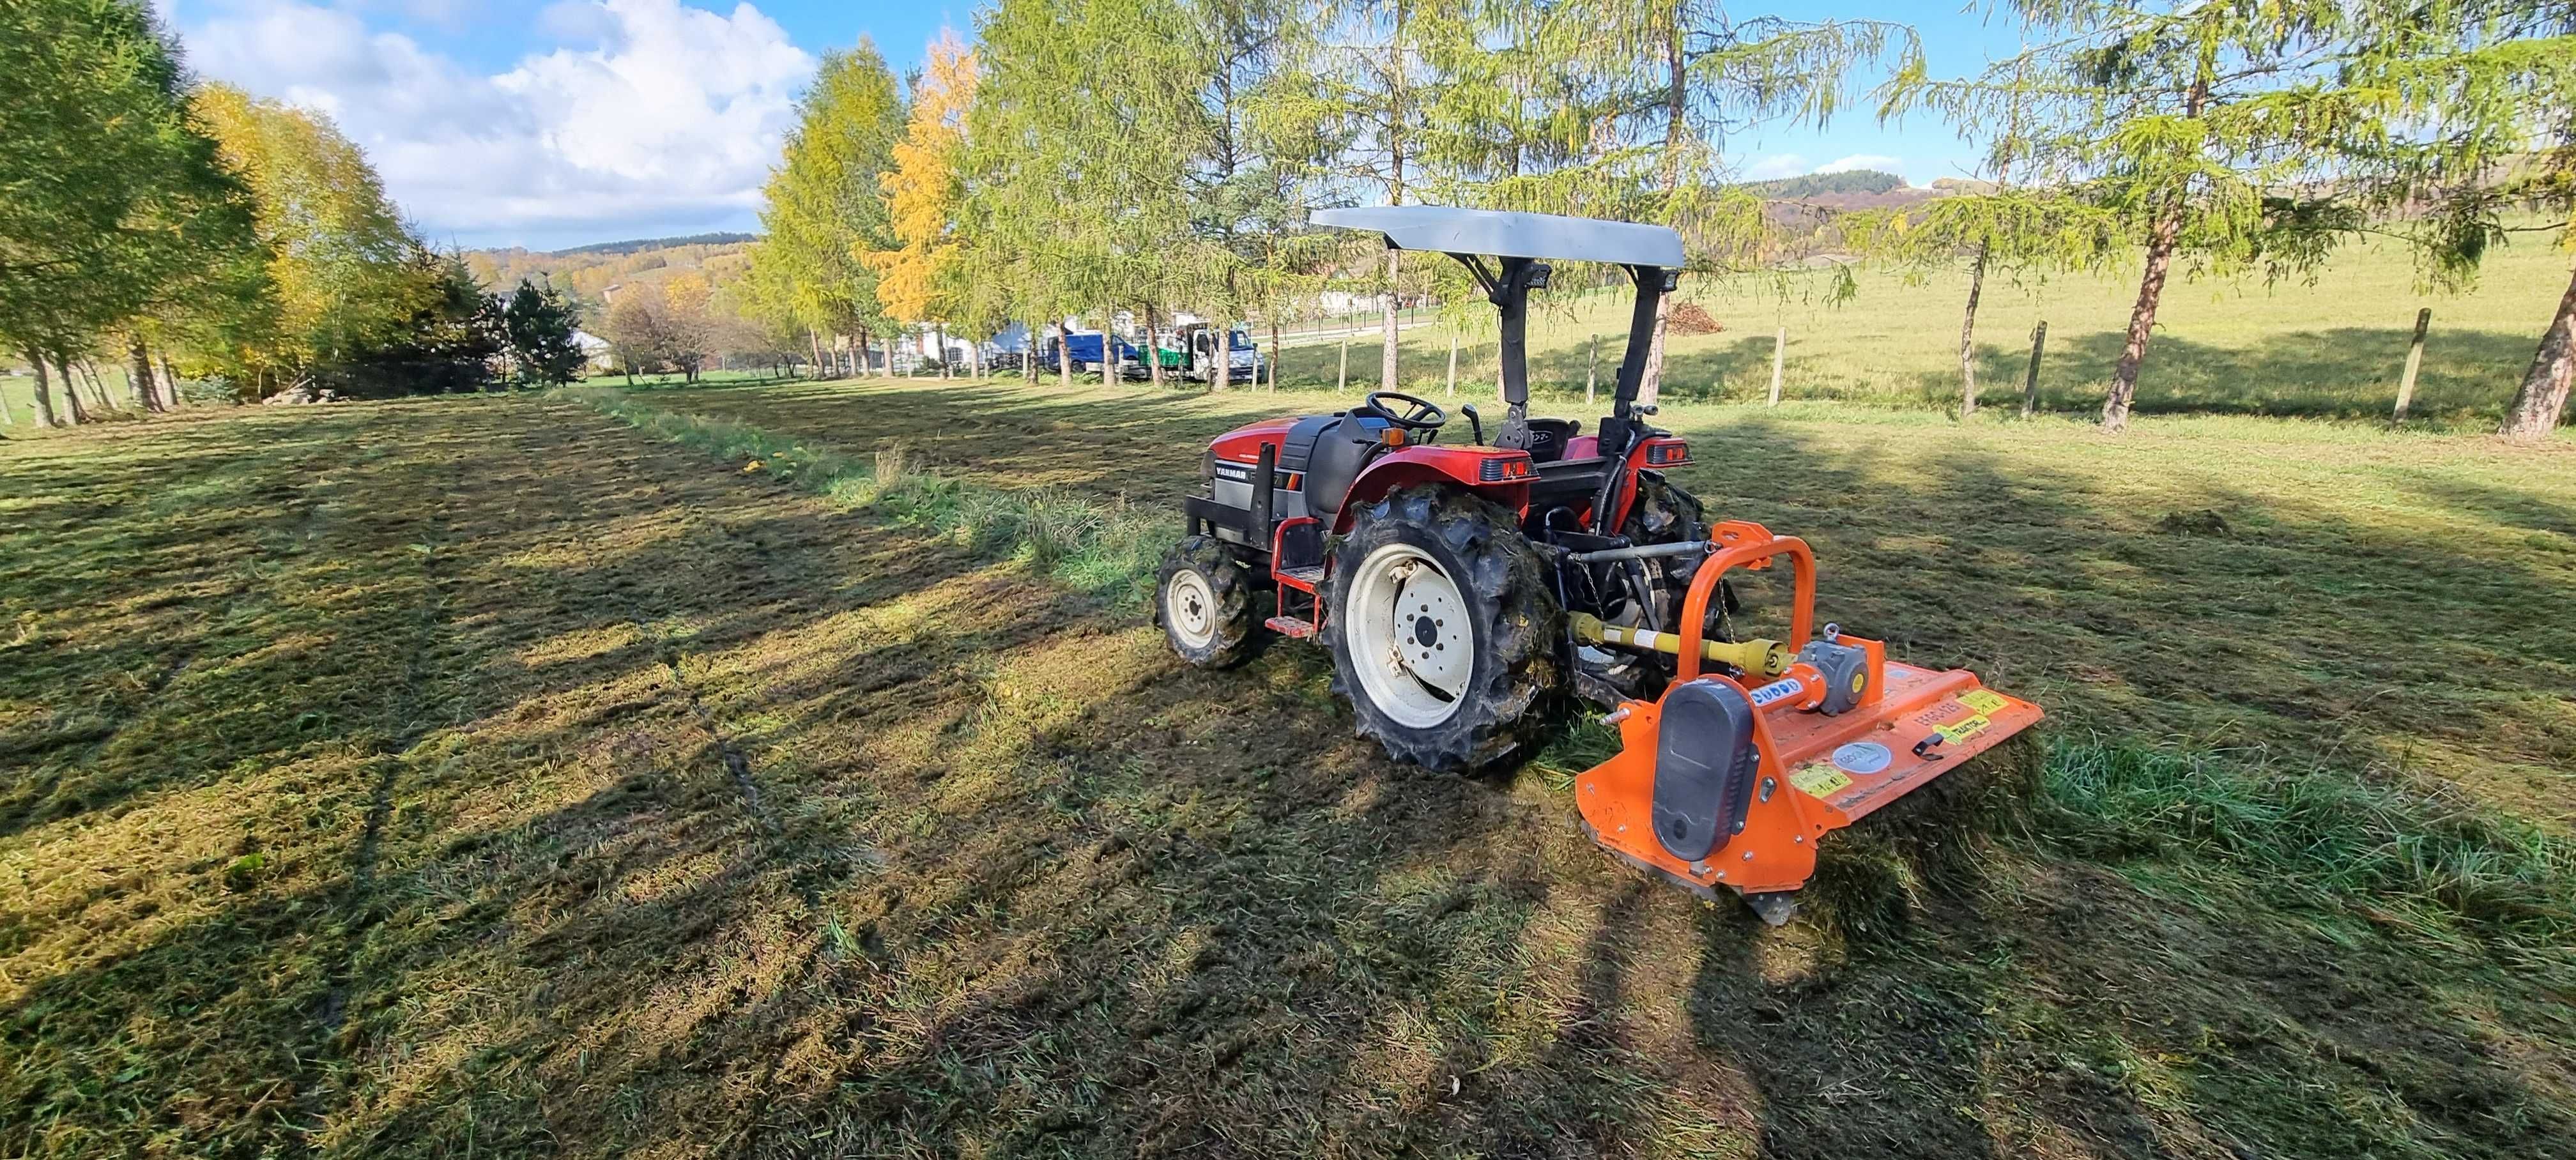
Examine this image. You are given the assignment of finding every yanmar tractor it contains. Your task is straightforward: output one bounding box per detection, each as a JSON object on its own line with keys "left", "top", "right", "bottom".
{"left": 1155, "top": 206, "right": 2040, "bottom": 922}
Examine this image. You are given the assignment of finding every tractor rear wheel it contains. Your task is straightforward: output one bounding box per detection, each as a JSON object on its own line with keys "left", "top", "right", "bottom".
{"left": 1157, "top": 536, "right": 1255, "bottom": 668}
{"left": 1326, "top": 486, "right": 1561, "bottom": 772}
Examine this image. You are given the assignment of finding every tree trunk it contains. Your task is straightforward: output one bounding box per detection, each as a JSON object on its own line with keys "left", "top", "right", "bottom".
{"left": 1636, "top": 19, "right": 1688, "bottom": 408}
{"left": 1146, "top": 308, "right": 1165, "bottom": 390}
{"left": 56, "top": 358, "right": 89, "bottom": 423}
{"left": 80, "top": 360, "right": 111, "bottom": 411}
{"left": 1213, "top": 319, "right": 1232, "bottom": 394}
{"left": 808, "top": 332, "right": 825, "bottom": 378}
{"left": 2103, "top": 75, "right": 2204, "bottom": 434}
{"left": 158, "top": 354, "right": 182, "bottom": 408}
{"left": 937, "top": 324, "right": 951, "bottom": 379}
{"left": 1380, "top": 2, "right": 1407, "bottom": 395}
{"left": 1268, "top": 319, "right": 1281, "bottom": 392}
{"left": 1100, "top": 306, "right": 1117, "bottom": 384}
{"left": 1057, "top": 324, "right": 1073, "bottom": 390}
{"left": 2103, "top": 202, "right": 2180, "bottom": 433}
{"left": 1959, "top": 238, "right": 1989, "bottom": 420}
{"left": 2501, "top": 261, "right": 2576, "bottom": 442}
{"left": 1446, "top": 326, "right": 1459, "bottom": 396}
{"left": 24, "top": 349, "right": 56, "bottom": 427}
{"left": 128, "top": 337, "right": 160, "bottom": 413}
{"left": 1379, "top": 257, "right": 1401, "bottom": 392}
{"left": 1337, "top": 332, "right": 1349, "bottom": 394}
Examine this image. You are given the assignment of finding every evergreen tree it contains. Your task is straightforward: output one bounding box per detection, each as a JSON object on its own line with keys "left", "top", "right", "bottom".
{"left": 500, "top": 279, "right": 586, "bottom": 386}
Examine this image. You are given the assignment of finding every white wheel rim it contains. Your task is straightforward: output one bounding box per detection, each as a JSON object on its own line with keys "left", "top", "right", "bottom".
{"left": 1344, "top": 543, "right": 1473, "bottom": 729}
{"left": 1167, "top": 568, "right": 1219, "bottom": 648}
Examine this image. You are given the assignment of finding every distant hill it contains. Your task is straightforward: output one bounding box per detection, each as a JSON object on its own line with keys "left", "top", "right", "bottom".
{"left": 551, "top": 233, "right": 757, "bottom": 257}
{"left": 1743, "top": 169, "right": 1908, "bottom": 199}
{"left": 463, "top": 234, "right": 758, "bottom": 310}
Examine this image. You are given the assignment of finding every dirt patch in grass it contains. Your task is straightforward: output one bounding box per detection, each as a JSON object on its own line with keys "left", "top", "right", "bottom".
{"left": 4, "top": 391, "right": 2573, "bottom": 1157}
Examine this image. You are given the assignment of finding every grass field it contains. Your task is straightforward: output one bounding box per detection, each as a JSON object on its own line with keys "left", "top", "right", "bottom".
{"left": 5, "top": 373, "right": 2572, "bottom": 1158}
{"left": 1269, "top": 233, "right": 2575, "bottom": 430}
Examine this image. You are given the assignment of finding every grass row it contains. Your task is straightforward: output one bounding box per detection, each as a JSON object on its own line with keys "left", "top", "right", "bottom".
{"left": 555, "top": 385, "right": 1169, "bottom": 602}
{"left": 2037, "top": 738, "right": 2576, "bottom": 951}
{"left": 564, "top": 383, "right": 2575, "bottom": 952}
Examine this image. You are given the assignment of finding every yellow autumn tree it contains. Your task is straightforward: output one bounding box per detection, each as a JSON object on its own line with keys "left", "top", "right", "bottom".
{"left": 862, "top": 34, "right": 977, "bottom": 356}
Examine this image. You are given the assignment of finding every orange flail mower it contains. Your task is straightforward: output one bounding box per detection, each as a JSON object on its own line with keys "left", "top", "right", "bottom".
{"left": 1155, "top": 206, "right": 2041, "bottom": 924}
{"left": 1568, "top": 521, "right": 2042, "bottom": 924}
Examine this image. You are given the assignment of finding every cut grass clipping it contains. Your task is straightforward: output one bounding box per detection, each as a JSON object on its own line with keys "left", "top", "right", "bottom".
{"left": 557, "top": 385, "right": 1162, "bottom": 600}
{"left": 566, "top": 384, "right": 2576, "bottom": 954}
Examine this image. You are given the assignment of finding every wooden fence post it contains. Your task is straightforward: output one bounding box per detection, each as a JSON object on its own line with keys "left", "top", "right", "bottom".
{"left": 2021, "top": 320, "right": 2048, "bottom": 418}
{"left": 2393, "top": 307, "right": 2431, "bottom": 422}
{"left": 1586, "top": 332, "right": 1599, "bottom": 404}
{"left": 1337, "top": 333, "right": 1349, "bottom": 394}
{"left": 1767, "top": 326, "right": 1786, "bottom": 407}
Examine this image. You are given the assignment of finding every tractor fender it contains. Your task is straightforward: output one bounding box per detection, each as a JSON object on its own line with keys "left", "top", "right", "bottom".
{"left": 1330, "top": 446, "right": 1531, "bottom": 534}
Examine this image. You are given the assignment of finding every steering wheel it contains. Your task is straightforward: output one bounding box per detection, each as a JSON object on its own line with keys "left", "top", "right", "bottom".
{"left": 1362, "top": 391, "right": 1448, "bottom": 431}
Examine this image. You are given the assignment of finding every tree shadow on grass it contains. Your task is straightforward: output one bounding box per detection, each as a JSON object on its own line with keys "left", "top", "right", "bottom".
{"left": 10, "top": 391, "right": 2576, "bottom": 1159}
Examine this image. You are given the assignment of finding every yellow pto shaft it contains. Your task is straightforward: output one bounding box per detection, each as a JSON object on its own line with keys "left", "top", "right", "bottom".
{"left": 1568, "top": 613, "right": 1790, "bottom": 677}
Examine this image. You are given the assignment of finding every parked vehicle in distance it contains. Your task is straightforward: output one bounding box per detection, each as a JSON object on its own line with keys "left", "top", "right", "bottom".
{"left": 1171, "top": 323, "right": 1264, "bottom": 383}
{"left": 1041, "top": 331, "right": 1138, "bottom": 376}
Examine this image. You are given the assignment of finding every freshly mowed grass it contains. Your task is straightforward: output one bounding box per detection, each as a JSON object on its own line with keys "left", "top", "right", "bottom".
{"left": 1271, "top": 233, "right": 2575, "bottom": 428}
{"left": 5, "top": 386, "right": 2574, "bottom": 1158}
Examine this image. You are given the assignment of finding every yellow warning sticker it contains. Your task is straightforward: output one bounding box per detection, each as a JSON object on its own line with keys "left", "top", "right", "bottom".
{"left": 1936, "top": 714, "right": 1993, "bottom": 744}
{"left": 1958, "top": 689, "right": 2010, "bottom": 714}
{"left": 1791, "top": 762, "right": 1853, "bottom": 798}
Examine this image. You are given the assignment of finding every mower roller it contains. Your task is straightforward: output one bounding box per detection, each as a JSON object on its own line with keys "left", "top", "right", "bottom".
{"left": 1154, "top": 206, "right": 2041, "bottom": 922}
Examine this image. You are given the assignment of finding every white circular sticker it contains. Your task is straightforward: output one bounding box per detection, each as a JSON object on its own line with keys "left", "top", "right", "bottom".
{"left": 1832, "top": 742, "right": 1893, "bottom": 775}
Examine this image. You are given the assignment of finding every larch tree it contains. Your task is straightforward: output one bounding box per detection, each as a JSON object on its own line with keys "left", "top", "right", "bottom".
{"left": 965, "top": 0, "right": 1092, "bottom": 390}
{"left": 1177, "top": 0, "right": 1333, "bottom": 393}
{"left": 1540, "top": 1, "right": 1917, "bottom": 404}
{"left": 1324, "top": 0, "right": 1477, "bottom": 392}
{"left": 1915, "top": 1, "right": 2395, "bottom": 432}
{"left": 863, "top": 34, "right": 979, "bottom": 376}
{"left": 1873, "top": 50, "right": 2120, "bottom": 418}
{"left": 2334, "top": 0, "right": 2575, "bottom": 441}
{"left": 749, "top": 44, "right": 907, "bottom": 380}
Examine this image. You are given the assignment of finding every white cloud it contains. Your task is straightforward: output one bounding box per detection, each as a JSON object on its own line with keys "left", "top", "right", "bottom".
{"left": 1815, "top": 153, "right": 1903, "bottom": 176}
{"left": 1745, "top": 154, "right": 1808, "bottom": 181}
{"left": 181, "top": 0, "right": 813, "bottom": 246}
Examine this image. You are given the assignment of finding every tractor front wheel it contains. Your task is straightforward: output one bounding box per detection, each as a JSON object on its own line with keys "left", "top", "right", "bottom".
{"left": 1326, "top": 487, "right": 1561, "bottom": 772}
{"left": 1157, "top": 536, "right": 1255, "bottom": 668}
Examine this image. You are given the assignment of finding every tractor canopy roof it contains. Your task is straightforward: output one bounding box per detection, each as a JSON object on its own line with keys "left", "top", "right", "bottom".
{"left": 1310, "top": 206, "right": 1684, "bottom": 270}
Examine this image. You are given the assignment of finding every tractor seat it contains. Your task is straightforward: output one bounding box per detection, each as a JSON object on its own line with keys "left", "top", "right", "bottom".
{"left": 1521, "top": 418, "right": 1579, "bottom": 463}
{"left": 1278, "top": 412, "right": 1391, "bottom": 519}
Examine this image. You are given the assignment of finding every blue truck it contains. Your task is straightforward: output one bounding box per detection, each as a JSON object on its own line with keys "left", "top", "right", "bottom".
{"left": 1040, "top": 331, "right": 1138, "bottom": 374}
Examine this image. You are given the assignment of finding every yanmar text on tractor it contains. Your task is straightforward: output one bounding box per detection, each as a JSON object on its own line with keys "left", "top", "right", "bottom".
{"left": 1154, "top": 206, "right": 2041, "bottom": 924}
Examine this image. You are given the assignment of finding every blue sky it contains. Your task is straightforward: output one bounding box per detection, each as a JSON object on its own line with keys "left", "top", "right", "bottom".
{"left": 161, "top": 0, "right": 2024, "bottom": 251}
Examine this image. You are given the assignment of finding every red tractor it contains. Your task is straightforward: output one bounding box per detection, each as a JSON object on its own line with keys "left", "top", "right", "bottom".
{"left": 1156, "top": 207, "right": 2038, "bottom": 921}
